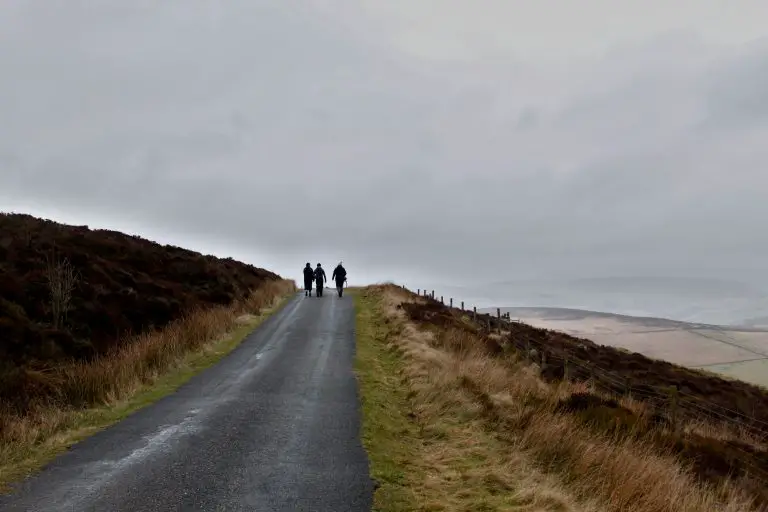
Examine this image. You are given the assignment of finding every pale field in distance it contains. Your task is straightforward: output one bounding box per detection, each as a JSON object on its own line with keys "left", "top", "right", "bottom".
{"left": 488, "top": 307, "right": 768, "bottom": 389}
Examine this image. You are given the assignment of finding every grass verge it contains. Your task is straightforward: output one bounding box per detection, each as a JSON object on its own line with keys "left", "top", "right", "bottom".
{"left": 351, "top": 287, "right": 421, "bottom": 511}
{"left": 0, "top": 280, "right": 296, "bottom": 492}
{"left": 353, "top": 286, "right": 590, "bottom": 511}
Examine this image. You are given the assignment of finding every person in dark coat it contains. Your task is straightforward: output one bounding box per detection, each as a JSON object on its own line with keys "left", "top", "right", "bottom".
{"left": 332, "top": 261, "right": 347, "bottom": 297}
{"left": 303, "top": 262, "right": 314, "bottom": 296}
{"left": 314, "top": 263, "right": 327, "bottom": 297}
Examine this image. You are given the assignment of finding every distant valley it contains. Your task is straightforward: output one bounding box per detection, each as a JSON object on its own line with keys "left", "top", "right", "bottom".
{"left": 479, "top": 305, "right": 768, "bottom": 389}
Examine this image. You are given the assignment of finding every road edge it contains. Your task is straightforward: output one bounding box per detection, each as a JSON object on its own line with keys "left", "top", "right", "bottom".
{"left": 351, "top": 287, "right": 420, "bottom": 511}
{"left": 0, "top": 289, "right": 296, "bottom": 492}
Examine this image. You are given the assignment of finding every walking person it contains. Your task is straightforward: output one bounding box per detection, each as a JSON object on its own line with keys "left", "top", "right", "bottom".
{"left": 302, "top": 262, "right": 314, "bottom": 297}
{"left": 314, "top": 263, "right": 327, "bottom": 297}
{"left": 332, "top": 261, "right": 347, "bottom": 297}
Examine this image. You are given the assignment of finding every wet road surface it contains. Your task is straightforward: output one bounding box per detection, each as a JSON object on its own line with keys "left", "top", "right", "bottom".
{"left": 0, "top": 292, "right": 373, "bottom": 511}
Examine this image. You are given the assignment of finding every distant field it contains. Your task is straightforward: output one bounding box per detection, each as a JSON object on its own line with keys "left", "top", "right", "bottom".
{"left": 482, "top": 306, "right": 768, "bottom": 388}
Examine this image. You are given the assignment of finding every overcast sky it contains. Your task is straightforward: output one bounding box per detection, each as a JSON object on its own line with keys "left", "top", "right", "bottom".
{"left": 2, "top": 0, "right": 768, "bottom": 287}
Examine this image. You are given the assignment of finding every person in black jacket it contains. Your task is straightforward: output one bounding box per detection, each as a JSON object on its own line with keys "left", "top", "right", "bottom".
{"left": 332, "top": 262, "right": 347, "bottom": 297}
{"left": 314, "top": 263, "right": 327, "bottom": 297}
{"left": 302, "top": 262, "right": 314, "bottom": 296}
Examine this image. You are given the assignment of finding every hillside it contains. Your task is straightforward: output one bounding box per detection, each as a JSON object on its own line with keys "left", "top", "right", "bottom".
{"left": 355, "top": 285, "right": 768, "bottom": 511}
{"left": 417, "top": 298, "right": 768, "bottom": 432}
{"left": 485, "top": 306, "right": 712, "bottom": 327}
{"left": 484, "top": 306, "right": 768, "bottom": 389}
{"left": 0, "top": 212, "right": 283, "bottom": 408}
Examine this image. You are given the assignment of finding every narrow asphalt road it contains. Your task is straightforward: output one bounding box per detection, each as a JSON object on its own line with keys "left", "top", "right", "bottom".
{"left": 0, "top": 292, "right": 374, "bottom": 511}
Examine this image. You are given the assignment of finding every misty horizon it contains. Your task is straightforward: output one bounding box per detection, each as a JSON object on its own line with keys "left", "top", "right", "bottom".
{"left": 2, "top": 1, "right": 767, "bottom": 322}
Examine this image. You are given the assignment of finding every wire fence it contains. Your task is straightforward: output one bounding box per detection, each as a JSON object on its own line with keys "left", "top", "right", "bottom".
{"left": 400, "top": 284, "right": 768, "bottom": 440}
{"left": 397, "top": 284, "right": 768, "bottom": 482}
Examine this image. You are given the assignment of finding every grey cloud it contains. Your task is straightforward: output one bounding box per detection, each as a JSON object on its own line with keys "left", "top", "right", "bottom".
{"left": 515, "top": 108, "right": 539, "bottom": 130}
{"left": 701, "top": 44, "right": 768, "bottom": 130}
{"left": 1, "top": 2, "right": 767, "bottom": 289}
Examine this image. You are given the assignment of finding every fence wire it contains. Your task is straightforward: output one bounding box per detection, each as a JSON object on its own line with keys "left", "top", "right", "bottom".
{"left": 401, "top": 284, "right": 768, "bottom": 481}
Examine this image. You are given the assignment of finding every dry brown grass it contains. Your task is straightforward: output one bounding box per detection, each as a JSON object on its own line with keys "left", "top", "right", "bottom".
{"left": 0, "top": 279, "right": 295, "bottom": 489}
{"left": 365, "top": 284, "right": 758, "bottom": 512}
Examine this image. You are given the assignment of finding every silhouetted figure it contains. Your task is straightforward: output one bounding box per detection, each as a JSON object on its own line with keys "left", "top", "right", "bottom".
{"left": 314, "top": 263, "right": 327, "bottom": 297}
{"left": 303, "top": 262, "right": 314, "bottom": 297}
{"left": 332, "top": 262, "right": 347, "bottom": 297}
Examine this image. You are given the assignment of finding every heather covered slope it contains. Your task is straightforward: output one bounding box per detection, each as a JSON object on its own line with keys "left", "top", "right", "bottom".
{"left": 0, "top": 212, "right": 282, "bottom": 398}
{"left": 354, "top": 285, "right": 764, "bottom": 511}
{"left": 408, "top": 297, "right": 768, "bottom": 434}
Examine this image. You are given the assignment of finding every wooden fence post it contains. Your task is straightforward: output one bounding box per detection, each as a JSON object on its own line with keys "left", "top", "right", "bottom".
{"left": 669, "top": 385, "right": 679, "bottom": 436}
{"left": 440, "top": 295, "right": 444, "bottom": 304}
{"left": 563, "top": 356, "right": 570, "bottom": 381}
{"left": 473, "top": 306, "right": 477, "bottom": 321}
{"left": 625, "top": 377, "right": 631, "bottom": 399}
{"left": 450, "top": 298, "right": 453, "bottom": 307}
{"left": 431, "top": 290, "right": 434, "bottom": 299}
{"left": 540, "top": 350, "right": 547, "bottom": 371}
{"left": 417, "top": 288, "right": 420, "bottom": 296}
{"left": 461, "top": 301, "right": 464, "bottom": 311}
{"left": 497, "top": 308, "right": 501, "bottom": 334}
{"left": 486, "top": 317, "right": 491, "bottom": 332}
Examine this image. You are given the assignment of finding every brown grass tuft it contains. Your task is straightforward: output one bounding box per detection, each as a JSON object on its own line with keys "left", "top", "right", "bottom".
{"left": 359, "top": 284, "right": 759, "bottom": 511}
